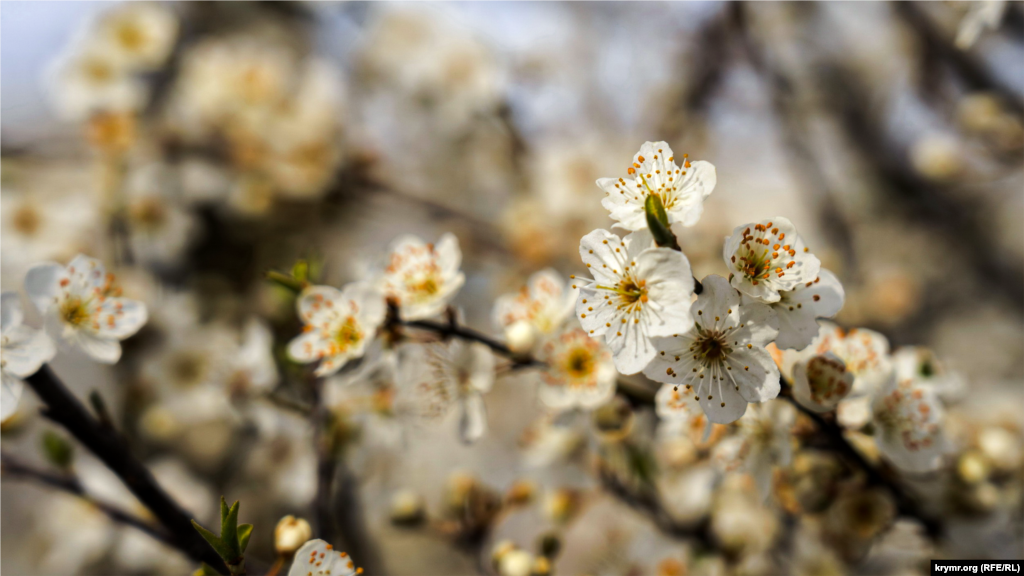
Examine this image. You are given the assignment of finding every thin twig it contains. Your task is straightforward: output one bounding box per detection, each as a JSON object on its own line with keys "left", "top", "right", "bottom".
{"left": 24, "top": 366, "right": 229, "bottom": 572}
{"left": 0, "top": 452, "right": 173, "bottom": 546}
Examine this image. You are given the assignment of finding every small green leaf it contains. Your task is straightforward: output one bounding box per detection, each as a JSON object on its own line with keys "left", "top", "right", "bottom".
{"left": 41, "top": 431, "right": 73, "bottom": 469}
{"left": 192, "top": 520, "right": 234, "bottom": 562}
{"left": 644, "top": 195, "right": 681, "bottom": 251}
{"left": 220, "top": 497, "right": 229, "bottom": 528}
{"left": 266, "top": 270, "right": 306, "bottom": 294}
{"left": 291, "top": 260, "right": 309, "bottom": 283}
{"left": 237, "top": 523, "right": 253, "bottom": 553}
{"left": 221, "top": 500, "right": 241, "bottom": 558}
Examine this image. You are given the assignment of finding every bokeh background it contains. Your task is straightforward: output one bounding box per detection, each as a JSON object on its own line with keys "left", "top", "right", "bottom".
{"left": 1, "top": 2, "right": 1022, "bottom": 575}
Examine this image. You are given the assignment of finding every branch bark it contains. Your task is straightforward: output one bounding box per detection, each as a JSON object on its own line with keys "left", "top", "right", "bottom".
{"left": 24, "top": 366, "right": 229, "bottom": 573}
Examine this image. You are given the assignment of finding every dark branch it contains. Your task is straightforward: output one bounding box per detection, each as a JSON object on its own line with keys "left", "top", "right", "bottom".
{"left": 1, "top": 453, "right": 174, "bottom": 546}
{"left": 24, "top": 366, "right": 229, "bottom": 573}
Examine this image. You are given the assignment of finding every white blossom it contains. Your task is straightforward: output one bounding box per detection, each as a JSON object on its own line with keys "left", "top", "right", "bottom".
{"left": 892, "top": 346, "right": 964, "bottom": 404}
{"left": 1, "top": 292, "right": 55, "bottom": 421}
{"left": 399, "top": 340, "right": 494, "bottom": 444}
{"left": 736, "top": 400, "right": 796, "bottom": 500}
{"left": 379, "top": 233, "right": 465, "bottom": 321}
{"left": 92, "top": 2, "right": 179, "bottom": 71}
{"left": 124, "top": 163, "right": 198, "bottom": 266}
{"left": 644, "top": 275, "right": 780, "bottom": 424}
{"left": 287, "top": 539, "right": 360, "bottom": 576}
{"left": 871, "top": 376, "right": 945, "bottom": 473}
{"left": 573, "top": 228, "right": 695, "bottom": 374}
{"left": 288, "top": 282, "right": 386, "bottom": 377}
{"left": 723, "top": 217, "right": 821, "bottom": 304}
{"left": 760, "top": 268, "right": 845, "bottom": 350}
{"left": 791, "top": 352, "right": 854, "bottom": 413}
{"left": 46, "top": 38, "right": 144, "bottom": 121}
{"left": 597, "top": 141, "right": 716, "bottom": 232}
{"left": 25, "top": 255, "right": 148, "bottom": 364}
{"left": 493, "top": 268, "right": 575, "bottom": 350}
{"left": 536, "top": 327, "right": 616, "bottom": 411}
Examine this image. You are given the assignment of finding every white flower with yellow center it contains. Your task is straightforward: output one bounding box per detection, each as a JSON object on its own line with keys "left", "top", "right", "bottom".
{"left": 537, "top": 327, "right": 616, "bottom": 411}
{"left": 791, "top": 352, "right": 854, "bottom": 413}
{"left": 380, "top": 234, "right": 465, "bottom": 321}
{"left": 494, "top": 268, "right": 575, "bottom": 351}
{"left": 597, "top": 141, "right": 716, "bottom": 232}
{"left": 723, "top": 217, "right": 821, "bottom": 304}
{"left": 871, "top": 376, "right": 945, "bottom": 473}
{"left": 93, "top": 2, "right": 179, "bottom": 71}
{"left": 399, "top": 340, "right": 494, "bottom": 444}
{"left": 2, "top": 292, "right": 56, "bottom": 421}
{"left": 288, "top": 282, "right": 385, "bottom": 377}
{"left": 572, "top": 228, "right": 695, "bottom": 375}
{"left": 761, "top": 268, "right": 845, "bottom": 350}
{"left": 25, "top": 255, "right": 147, "bottom": 364}
{"left": 46, "top": 40, "right": 143, "bottom": 121}
{"left": 288, "top": 539, "right": 360, "bottom": 576}
{"left": 644, "top": 275, "right": 780, "bottom": 424}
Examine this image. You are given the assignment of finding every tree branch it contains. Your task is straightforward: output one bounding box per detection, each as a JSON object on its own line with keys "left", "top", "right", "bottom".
{"left": 0, "top": 452, "right": 174, "bottom": 546}
{"left": 24, "top": 366, "right": 229, "bottom": 573}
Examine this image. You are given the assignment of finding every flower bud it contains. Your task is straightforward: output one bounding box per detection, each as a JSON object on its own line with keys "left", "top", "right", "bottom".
{"left": 274, "top": 515, "right": 312, "bottom": 556}
{"left": 389, "top": 489, "right": 426, "bottom": 526}
{"left": 504, "top": 320, "right": 536, "bottom": 353}
{"left": 498, "top": 549, "right": 534, "bottom": 576}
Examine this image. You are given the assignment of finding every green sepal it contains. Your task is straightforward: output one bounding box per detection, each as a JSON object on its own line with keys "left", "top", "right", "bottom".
{"left": 221, "top": 500, "right": 241, "bottom": 559}
{"left": 238, "top": 523, "right": 253, "bottom": 553}
{"left": 41, "top": 430, "right": 73, "bottom": 469}
{"left": 644, "top": 194, "right": 681, "bottom": 251}
{"left": 192, "top": 519, "right": 235, "bottom": 562}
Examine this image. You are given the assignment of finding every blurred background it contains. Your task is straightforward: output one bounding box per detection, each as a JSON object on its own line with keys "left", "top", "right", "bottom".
{"left": 1, "top": 2, "right": 1022, "bottom": 575}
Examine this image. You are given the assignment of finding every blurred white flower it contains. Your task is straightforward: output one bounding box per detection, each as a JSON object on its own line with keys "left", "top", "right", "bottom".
{"left": 791, "top": 352, "right": 854, "bottom": 413}
{"left": 379, "top": 233, "right": 465, "bottom": 321}
{"left": 25, "top": 255, "right": 147, "bottom": 364}
{"left": 536, "top": 327, "right": 616, "bottom": 411}
{"left": 891, "top": 346, "right": 964, "bottom": 404}
{"left": 46, "top": 38, "right": 144, "bottom": 121}
{"left": 723, "top": 218, "right": 821, "bottom": 304}
{"left": 597, "top": 141, "right": 716, "bottom": 232}
{"left": 871, "top": 376, "right": 945, "bottom": 473}
{"left": 735, "top": 400, "right": 795, "bottom": 500}
{"left": 246, "top": 403, "right": 317, "bottom": 508}
{"left": 644, "top": 275, "right": 780, "bottom": 425}
{"left": 1, "top": 188, "right": 100, "bottom": 279}
{"left": 93, "top": 2, "right": 179, "bottom": 71}
{"left": 955, "top": 0, "right": 1007, "bottom": 49}
{"left": 519, "top": 415, "right": 585, "bottom": 468}
{"left": 573, "top": 228, "right": 695, "bottom": 374}
{"left": 657, "top": 463, "right": 718, "bottom": 525}
{"left": 760, "top": 268, "right": 845, "bottom": 351}
{"left": 1, "top": 292, "right": 55, "bottom": 421}
{"left": 400, "top": 340, "right": 494, "bottom": 444}
{"left": 288, "top": 282, "right": 386, "bottom": 377}
{"left": 493, "top": 268, "right": 576, "bottom": 350}
{"left": 226, "top": 319, "right": 278, "bottom": 398}
{"left": 123, "top": 163, "right": 198, "bottom": 266}
{"left": 288, "top": 539, "right": 360, "bottom": 576}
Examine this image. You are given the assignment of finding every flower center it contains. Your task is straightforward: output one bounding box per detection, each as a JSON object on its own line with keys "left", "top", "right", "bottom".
{"left": 60, "top": 297, "right": 92, "bottom": 327}
{"left": 562, "top": 347, "right": 595, "bottom": 381}
{"left": 169, "top": 352, "right": 207, "bottom": 388}
{"left": 117, "top": 22, "right": 146, "bottom": 52}
{"left": 731, "top": 223, "right": 797, "bottom": 286}
{"left": 130, "top": 197, "right": 169, "bottom": 229}
{"left": 334, "top": 316, "right": 362, "bottom": 351}
{"left": 693, "top": 329, "right": 730, "bottom": 363}
{"left": 806, "top": 355, "right": 849, "bottom": 403}
{"left": 13, "top": 205, "right": 41, "bottom": 236}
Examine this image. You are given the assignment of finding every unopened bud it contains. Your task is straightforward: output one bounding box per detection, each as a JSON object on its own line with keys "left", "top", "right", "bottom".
{"left": 498, "top": 549, "right": 534, "bottom": 576}
{"left": 390, "top": 489, "right": 426, "bottom": 526}
{"left": 274, "top": 515, "right": 312, "bottom": 556}
{"left": 505, "top": 320, "right": 536, "bottom": 353}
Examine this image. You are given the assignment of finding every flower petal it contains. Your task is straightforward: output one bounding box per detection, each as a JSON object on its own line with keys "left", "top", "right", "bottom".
{"left": 24, "top": 262, "right": 66, "bottom": 314}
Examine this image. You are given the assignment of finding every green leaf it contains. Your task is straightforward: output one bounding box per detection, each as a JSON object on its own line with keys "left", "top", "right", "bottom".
{"left": 41, "top": 431, "right": 73, "bottom": 469}
{"left": 220, "top": 497, "right": 229, "bottom": 528}
{"left": 192, "top": 519, "right": 234, "bottom": 562}
{"left": 221, "top": 500, "right": 241, "bottom": 559}
{"left": 644, "top": 194, "right": 681, "bottom": 251}
{"left": 291, "top": 260, "right": 309, "bottom": 283}
{"left": 237, "top": 523, "right": 253, "bottom": 553}
{"left": 266, "top": 270, "right": 306, "bottom": 294}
